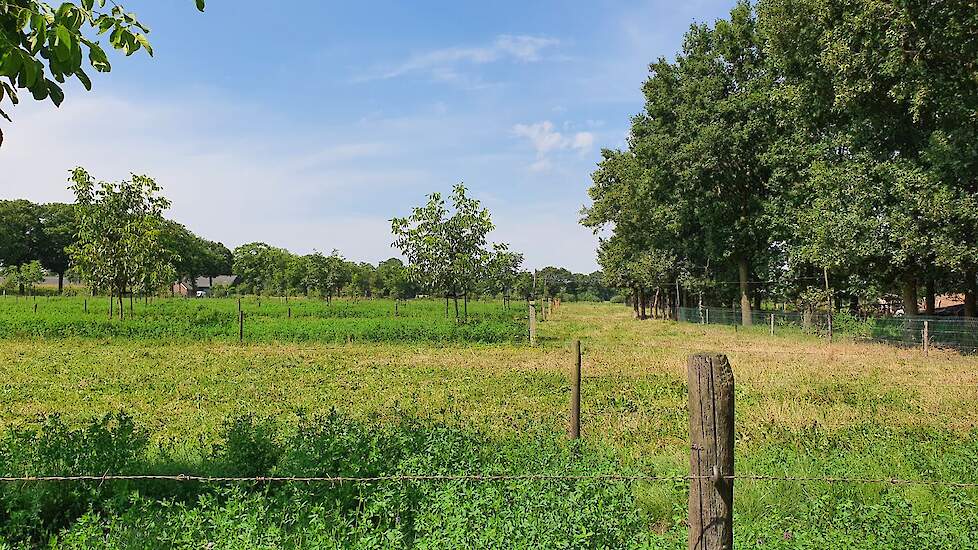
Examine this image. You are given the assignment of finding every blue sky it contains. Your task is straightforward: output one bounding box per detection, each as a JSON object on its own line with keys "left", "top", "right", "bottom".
{"left": 0, "top": 0, "right": 737, "bottom": 272}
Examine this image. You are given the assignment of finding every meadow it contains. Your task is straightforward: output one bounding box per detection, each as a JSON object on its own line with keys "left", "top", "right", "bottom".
{"left": 0, "top": 296, "right": 527, "bottom": 344}
{"left": 1, "top": 300, "right": 977, "bottom": 548}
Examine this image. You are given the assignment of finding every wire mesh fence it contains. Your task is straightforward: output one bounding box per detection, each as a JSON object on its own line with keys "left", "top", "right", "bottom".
{"left": 676, "top": 306, "right": 978, "bottom": 353}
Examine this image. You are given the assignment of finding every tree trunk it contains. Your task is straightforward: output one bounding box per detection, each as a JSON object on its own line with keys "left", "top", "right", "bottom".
{"left": 849, "top": 295, "right": 859, "bottom": 314}
{"left": 463, "top": 293, "right": 468, "bottom": 322}
{"left": 109, "top": 290, "right": 113, "bottom": 318}
{"left": 925, "top": 277, "right": 935, "bottom": 315}
{"left": 639, "top": 289, "right": 648, "bottom": 320}
{"left": 632, "top": 288, "right": 640, "bottom": 319}
{"left": 57, "top": 272, "right": 64, "bottom": 293}
{"left": 965, "top": 269, "right": 976, "bottom": 318}
{"left": 738, "top": 256, "right": 752, "bottom": 325}
{"left": 453, "top": 292, "right": 459, "bottom": 321}
{"left": 901, "top": 275, "right": 919, "bottom": 316}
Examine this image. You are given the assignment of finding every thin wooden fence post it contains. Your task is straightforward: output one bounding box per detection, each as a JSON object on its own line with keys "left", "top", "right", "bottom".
{"left": 706, "top": 308, "right": 710, "bottom": 325}
{"left": 288, "top": 306, "right": 292, "bottom": 319}
{"left": 688, "top": 353, "right": 735, "bottom": 550}
{"left": 84, "top": 298, "right": 87, "bottom": 313}
{"left": 770, "top": 313, "right": 775, "bottom": 335}
{"left": 238, "top": 310, "right": 244, "bottom": 343}
{"left": 528, "top": 301, "right": 537, "bottom": 346}
{"left": 569, "top": 339, "right": 581, "bottom": 440}
{"left": 923, "top": 320, "right": 929, "bottom": 356}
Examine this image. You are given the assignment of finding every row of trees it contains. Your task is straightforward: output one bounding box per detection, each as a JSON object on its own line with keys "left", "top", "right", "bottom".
{"left": 1, "top": 182, "right": 233, "bottom": 294}
{"left": 230, "top": 243, "right": 419, "bottom": 302}
{"left": 584, "top": 0, "right": 978, "bottom": 322}
{"left": 3, "top": 172, "right": 611, "bottom": 311}
{"left": 389, "top": 185, "right": 617, "bottom": 319}
{"left": 0, "top": 199, "right": 76, "bottom": 291}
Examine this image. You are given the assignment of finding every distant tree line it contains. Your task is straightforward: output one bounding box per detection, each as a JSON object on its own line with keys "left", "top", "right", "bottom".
{"left": 1, "top": 175, "right": 612, "bottom": 307}
{"left": 583, "top": 1, "right": 978, "bottom": 321}
{"left": 390, "top": 184, "right": 614, "bottom": 320}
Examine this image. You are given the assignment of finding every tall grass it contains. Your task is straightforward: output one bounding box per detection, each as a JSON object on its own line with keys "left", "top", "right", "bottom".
{"left": 0, "top": 296, "right": 528, "bottom": 344}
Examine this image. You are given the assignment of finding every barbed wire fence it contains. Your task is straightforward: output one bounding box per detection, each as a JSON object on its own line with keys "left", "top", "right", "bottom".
{"left": 3, "top": 342, "right": 976, "bottom": 549}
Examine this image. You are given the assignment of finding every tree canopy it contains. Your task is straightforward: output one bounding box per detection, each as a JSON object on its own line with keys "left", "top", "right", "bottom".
{"left": 0, "top": 0, "right": 204, "bottom": 145}
{"left": 584, "top": 0, "right": 978, "bottom": 319}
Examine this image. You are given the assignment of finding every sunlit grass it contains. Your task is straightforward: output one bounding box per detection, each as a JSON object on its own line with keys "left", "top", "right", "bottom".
{"left": 2, "top": 300, "right": 977, "bottom": 547}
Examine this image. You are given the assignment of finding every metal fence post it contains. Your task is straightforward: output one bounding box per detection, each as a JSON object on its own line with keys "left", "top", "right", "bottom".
{"left": 688, "top": 353, "right": 735, "bottom": 550}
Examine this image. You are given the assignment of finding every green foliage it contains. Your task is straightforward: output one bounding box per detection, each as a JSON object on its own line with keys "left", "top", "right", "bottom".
{"left": 0, "top": 259, "right": 43, "bottom": 295}
{"left": 0, "top": 199, "right": 39, "bottom": 268}
{"left": 1, "top": 413, "right": 976, "bottom": 548}
{"left": 67, "top": 168, "right": 173, "bottom": 316}
{"left": 586, "top": 0, "right": 978, "bottom": 318}
{"left": 392, "top": 184, "right": 505, "bottom": 318}
{"left": 0, "top": 0, "right": 204, "bottom": 145}
{"left": 0, "top": 412, "right": 666, "bottom": 548}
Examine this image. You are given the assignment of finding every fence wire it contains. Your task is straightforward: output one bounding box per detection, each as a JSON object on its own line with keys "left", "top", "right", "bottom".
{"left": 2, "top": 473, "right": 976, "bottom": 488}
{"left": 677, "top": 306, "right": 978, "bottom": 353}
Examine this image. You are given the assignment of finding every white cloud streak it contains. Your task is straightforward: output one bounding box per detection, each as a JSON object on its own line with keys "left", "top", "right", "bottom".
{"left": 366, "top": 34, "right": 559, "bottom": 83}
{"left": 512, "top": 120, "right": 594, "bottom": 172}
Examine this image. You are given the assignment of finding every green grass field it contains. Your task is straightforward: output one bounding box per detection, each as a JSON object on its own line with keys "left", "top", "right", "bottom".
{"left": 1, "top": 300, "right": 977, "bottom": 548}
{"left": 0, "top": 296, "right": 527, "bottom": 344}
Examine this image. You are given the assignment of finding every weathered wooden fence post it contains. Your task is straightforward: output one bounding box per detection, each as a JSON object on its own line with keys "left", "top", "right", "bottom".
{"left": 770, "top": 313, "right": 775, "bottom": 336}
{"left": 238, "top": 310, "right": 244, "bottom": 343}
{"left": 706, "top": 308, "right": 710, "bottom": 325}
{"left": 528, "top": 301, "right": 537, "bottom": 346}
{"left": 923, "top": 320, "right": 929, "bottom": 356}
{"left": 688, "top": 353, "right": 735, "bottom": 550}
{"left": 569, "top": 339, "right": 581, "bottom": 440}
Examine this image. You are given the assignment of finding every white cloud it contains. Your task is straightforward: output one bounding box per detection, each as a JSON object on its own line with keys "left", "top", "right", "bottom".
{"left": 512, "top": 120, "right": 595, "bottom": 171}
{"left": 571, "top": 131, "right": 594, "bottom": 151}
{"left": 0, "top": 95, "right": 433, "bottom": 261}
{"left": 0, "top": 93, "right": 600, "bottom": 271}
{"left": 364, "top": 34, "right": 559, "bottom": 84}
